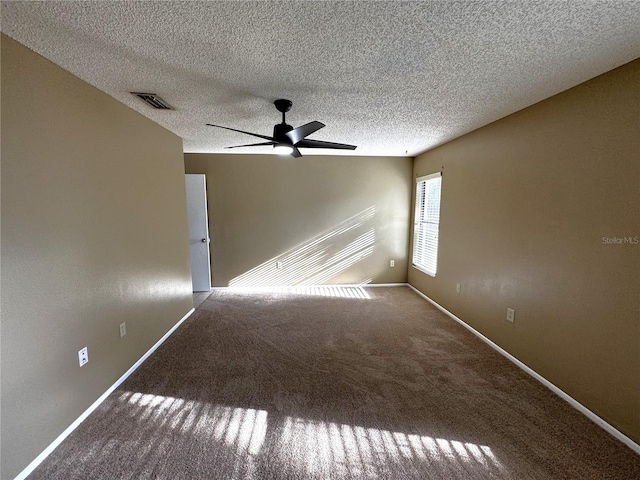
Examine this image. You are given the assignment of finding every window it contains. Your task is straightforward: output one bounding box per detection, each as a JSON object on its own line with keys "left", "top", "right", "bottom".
{"left": 412, "top": 172, "right": 442, "bottom": 276}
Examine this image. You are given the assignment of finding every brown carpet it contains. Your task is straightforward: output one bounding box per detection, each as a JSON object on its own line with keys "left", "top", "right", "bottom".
{"left": 28, "top": 287, "right": 639, "bottom": 479}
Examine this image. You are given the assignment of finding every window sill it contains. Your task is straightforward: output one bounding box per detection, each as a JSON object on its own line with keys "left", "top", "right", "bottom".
{"left": 412, "top": 264, "right": 436, "bottom": 277}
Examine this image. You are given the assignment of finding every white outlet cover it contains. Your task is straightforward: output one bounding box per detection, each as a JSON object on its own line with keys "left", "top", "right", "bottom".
{"left": 507, "top": 308, "right": 515, "bottom": 323}
{"left": 78, "top": 347, "right": 89, "bottom": 367}
{"left": 120, "top": 322, "right": 126, "bottom": 337}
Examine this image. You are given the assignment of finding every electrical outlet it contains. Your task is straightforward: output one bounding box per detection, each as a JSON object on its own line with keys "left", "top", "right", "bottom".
{"left": 78, "top": 347, "right": 89, "bottom": 367}
{"left": 119, "top": 322, "right": 127, "bottom": 337}
{"left": 276, "top": 261, "right": 283, "bottom": 269}
{"left": 456, "top": 283, "right": 461, "bottom": 294}
{"left": 507, "top": 308, "right": 515, "bottom": 323}
{"left": 390, "top": 260, "right": 395, "bottom": 267}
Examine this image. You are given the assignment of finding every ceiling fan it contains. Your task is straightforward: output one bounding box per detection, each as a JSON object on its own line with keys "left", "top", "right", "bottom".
{"left": 206, "top": 99, "right": 357, "bottom": 157}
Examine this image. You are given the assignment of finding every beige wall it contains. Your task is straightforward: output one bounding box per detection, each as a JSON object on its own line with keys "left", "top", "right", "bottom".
{"left": 1, "top": 35, "right": 194, "bottom": 478}
{"left": 184, "top": 154, "right": 412, "bottom": 287}
{"left": 409, "top": 60, "right": 640, "bottom": 442}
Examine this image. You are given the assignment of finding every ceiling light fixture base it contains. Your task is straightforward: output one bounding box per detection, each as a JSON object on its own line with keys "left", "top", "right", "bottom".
{"left": 274, "top": 99, "right": 293, "bottom": 113}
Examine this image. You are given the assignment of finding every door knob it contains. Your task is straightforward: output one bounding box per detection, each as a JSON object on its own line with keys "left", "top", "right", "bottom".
{"left": 201, "top": 238, "right": 207, "bottom": 243}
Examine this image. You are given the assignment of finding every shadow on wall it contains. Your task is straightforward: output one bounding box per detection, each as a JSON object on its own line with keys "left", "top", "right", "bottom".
{"left": 229, "top": 206, "right": 376, "bottom": 287}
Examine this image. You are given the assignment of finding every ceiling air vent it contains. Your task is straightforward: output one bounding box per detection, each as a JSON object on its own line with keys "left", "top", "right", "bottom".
{"left": 131, "top": 92, "right": 173, "bottom": 110}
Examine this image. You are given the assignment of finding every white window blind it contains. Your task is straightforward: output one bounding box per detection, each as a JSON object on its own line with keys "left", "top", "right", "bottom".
{"left": 412, "top": 172, "right": 442, "bottom": 276}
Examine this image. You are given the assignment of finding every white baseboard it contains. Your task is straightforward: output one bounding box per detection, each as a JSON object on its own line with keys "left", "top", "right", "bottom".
{"left": 406, "top": 284, "right": 640, "bottom": 454}
{"left": 14, "top": 307, "right": 196, "bottom": 480}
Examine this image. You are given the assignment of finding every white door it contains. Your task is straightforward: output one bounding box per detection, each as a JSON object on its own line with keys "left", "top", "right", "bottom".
{"left": 185, "top": 174, "right": 212, "bottom": 292}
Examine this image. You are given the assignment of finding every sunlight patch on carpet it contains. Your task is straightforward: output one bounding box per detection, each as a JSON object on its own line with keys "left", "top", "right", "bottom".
{"left": 118, "top": 390, "right": 506, "bottom": 478}
{"left": 122, "top": 392, "right": 268, "bottom": 456}
{"left": 224, "top": 285, "right": 371, "bottom": 299}
{"left": 276, "top": 416, "right": 505, "bottom": 477}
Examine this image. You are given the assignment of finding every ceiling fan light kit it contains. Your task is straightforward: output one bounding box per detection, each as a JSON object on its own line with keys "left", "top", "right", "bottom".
{"left": 273, "top": 145, "right": 294, "bottom": 155}
{"left": 206, "top": 99, "right": 357, "bottom": 158}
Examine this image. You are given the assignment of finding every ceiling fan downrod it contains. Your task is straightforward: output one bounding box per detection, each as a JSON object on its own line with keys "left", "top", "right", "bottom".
{"left": 274, "top": 98, "right": 293, "bottom": 125}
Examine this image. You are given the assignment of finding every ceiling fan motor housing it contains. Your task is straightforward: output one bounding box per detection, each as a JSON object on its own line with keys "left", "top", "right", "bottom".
{"left": 273, "top": 122, "right": 294, "bottom": 144}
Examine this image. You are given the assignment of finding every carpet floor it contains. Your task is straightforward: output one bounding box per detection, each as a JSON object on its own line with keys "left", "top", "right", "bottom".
{"left": 28, "top": 286, "right": 639, "bottom": 479}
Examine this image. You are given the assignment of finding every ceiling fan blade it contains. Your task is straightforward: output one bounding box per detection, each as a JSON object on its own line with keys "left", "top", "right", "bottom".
{"left": 285, "top": 121, "right": 325, "bottom": 144}
{"left": 206, "top": 123, "right": 274, "bottom": 141}
{"left": 225, "top": 142, "right": 275, "bottom": 149}
{"left": 291, "top": 146, "right": 302, "bottom": 158}
{"left": 296, "top": 139, "right": 357, "bottom": 150}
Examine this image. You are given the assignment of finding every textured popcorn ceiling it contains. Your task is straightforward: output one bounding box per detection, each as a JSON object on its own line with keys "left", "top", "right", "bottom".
{"left": 1, "top": 1, "right": 639, "bottom": 156}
